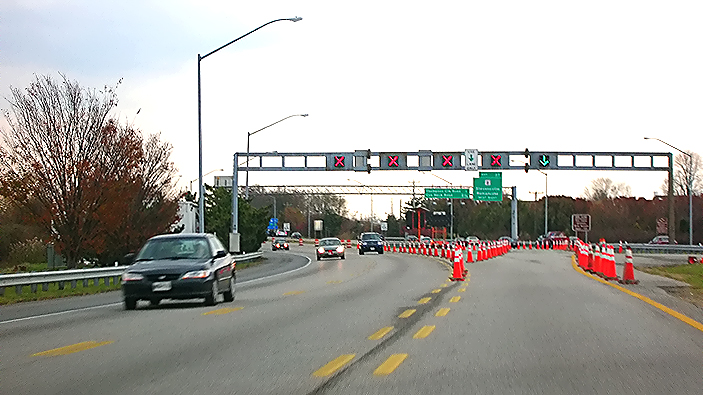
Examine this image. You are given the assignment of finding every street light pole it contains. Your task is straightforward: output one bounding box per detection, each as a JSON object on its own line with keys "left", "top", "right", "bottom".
{"left": 538, "top": 169, "right": 548, "bottom": 236}
{"left": 246, "top": 114, "right": 308, "bottom": 199}
{"left": 645, "top": 137, "right": 693, "bottom": 245}
{"left": 198, "top": 16, "right": 302, "bottom": 234}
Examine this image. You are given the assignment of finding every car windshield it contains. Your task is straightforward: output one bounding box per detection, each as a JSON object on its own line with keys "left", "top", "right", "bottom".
{"left": 361, "top": 234, "right": 381, "bottom": 241}
{"left": 320, "top": 239, "right": 341, "bottom": 246}
{"left": 136, "top": 237, "right": 211, "bottom": 261}
{"left": 275, "top": 238, "right": 287, "bottom": 243}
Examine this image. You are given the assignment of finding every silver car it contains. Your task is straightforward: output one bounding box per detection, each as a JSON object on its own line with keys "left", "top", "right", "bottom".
{"left": 316, "top": 238, "right": 345, "bottom": 261}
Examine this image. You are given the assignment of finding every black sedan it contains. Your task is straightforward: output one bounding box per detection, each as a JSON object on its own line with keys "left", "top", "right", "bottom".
{"left": 272, "top": 237, "right": 290, "bottom": 251}
{"left": 121, "top": 233, "right": 235, "bottom": 310}
{"left": 316, "top": 238, "right": 345, "bottom": 260}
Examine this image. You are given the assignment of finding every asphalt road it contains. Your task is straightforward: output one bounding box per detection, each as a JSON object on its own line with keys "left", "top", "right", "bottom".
{"left": 2, "top": 245, "right": 703, "bottom": 394}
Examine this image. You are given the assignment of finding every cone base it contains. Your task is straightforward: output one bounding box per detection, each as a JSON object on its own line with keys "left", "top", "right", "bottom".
{"left": 449, "top": 277, "right": 465, "bottom": 281}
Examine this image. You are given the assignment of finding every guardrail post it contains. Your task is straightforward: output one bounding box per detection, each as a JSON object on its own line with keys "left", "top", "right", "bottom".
{"left": 58, "top": 281, "right": 65, "bottom": 290}
{"left": 15, "top": 285, "right": 22, "bottom": 294}
{"left": 93, "top": 278, "right": 100, "bottom": 287}
{"left": 42, "top": 283, "right": 49, "bottom": 291}
{"left": 104, "top": 277, "right": 110, "bottom": 286}
{"left": 114, "top": 276, "right": 121, "bottom": 285}
{"left": 71, "top": 280, "right": 77, "bottom": 289}
{"left": 0, "top": 287, "right": 4, "bottom": 296}
{"left": 83, "top": 279, "right": 89, "bottom": 287}
{"left": 30, "top": 284, "right": 38, "bottom": 293}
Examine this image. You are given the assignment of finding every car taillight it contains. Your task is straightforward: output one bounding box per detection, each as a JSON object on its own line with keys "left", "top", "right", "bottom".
{"left": 276, "top": 244, "right": 280, "bottom": 247}
{"left": 284, "top": 243, "right": 288, "bottom": 247}
{"left": 336, "top": 246, "right": 344, "bottom": 253}
{"left": 317, "top": 247, "right": 324, "bottom": 254}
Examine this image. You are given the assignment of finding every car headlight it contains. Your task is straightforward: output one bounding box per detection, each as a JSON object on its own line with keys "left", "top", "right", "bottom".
{"left": 336, "top": 246, "right": 344, "bottom": 253}
{"left": 317, "top": 247, "right": 324, "bottom": 254}
{"left": 181, "top": 270, "right": 212, "bottom": 279}
{"left": 362, "top": 241, "right": 367, "bottom": 245}
{"left": 122, "top": 272, "right": 144, "bottom": 282}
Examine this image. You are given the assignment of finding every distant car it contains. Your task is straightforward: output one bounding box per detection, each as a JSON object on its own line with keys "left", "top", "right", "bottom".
{"left": 359, "top": 232, "right": 384, "bottom": 255}
{"left": 272, "top": 237, "right": 289, "bottom": 251}
{"left": 420, "top": 236, "right": 433, "bottom": 246}
{"left": 290, "top": 232, "right": 302, "bottom": 240}
{"left": 317, "top": 238, "right": 345, "bottom": 260}
{"left": 465, "top": 236, "right": 480, "bottom": 243}
{"left": 405, "top": 235, "right": 419, "bottom": 242}
{"left": 498, "top": 236, "right": 517, "bottom": 248}
{"left": 649, "top": 235, "right": 676, "bottom": 244}
{"left": 121, "top": 233, "right": 235, "bottom": 310}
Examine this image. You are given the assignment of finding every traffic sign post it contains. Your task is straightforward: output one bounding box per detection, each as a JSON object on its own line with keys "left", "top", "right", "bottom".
{"left": 473, "top": 172, "right": 503, "bottom": 202}
{"left": 571, "top": 214, "right": 591, "bottom": 242}
{"left": 425, "top": 188, "right": 469, "bottom": 199}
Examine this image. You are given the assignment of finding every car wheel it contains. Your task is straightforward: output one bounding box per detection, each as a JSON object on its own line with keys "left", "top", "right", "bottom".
{"left": 341, "top": 254, "right": 345, "bottom": 260}
{"left": 379, "top": 250, "right": 384, "bottom": 255}
{"left": 223, "top": 276, "right": 235, "bottom": 302}
{"left": 204, "top": 280, "right": 218, "bottom": 306}
{"left": 359, "top": 250, "right": 364, "bottom": 255}
{"left": 124, "top": 297, "right": 137, "bottom": 310}
{"left": 149, "top": 298, "right": 161, "bottom": 306}
{"left": 316, "top": 255, "right": 321, "bottom": 261}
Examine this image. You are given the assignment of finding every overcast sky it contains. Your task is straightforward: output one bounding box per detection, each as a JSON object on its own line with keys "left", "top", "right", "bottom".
{"left": 2, "top": 1, "right": 702, "bottom": 219}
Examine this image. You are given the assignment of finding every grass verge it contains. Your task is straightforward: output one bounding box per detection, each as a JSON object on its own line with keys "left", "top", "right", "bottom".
{"left": 638, "top": 264, "right": 703, "bottom": 307}
{"left": 0, "top": 281, "right": 122, "bottom": 305}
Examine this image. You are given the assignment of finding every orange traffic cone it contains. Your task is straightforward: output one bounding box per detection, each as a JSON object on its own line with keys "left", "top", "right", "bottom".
{"left": 299, "top": 238, "right": 304, "bottom": 246}
{"left": 466, "top": 246, "right": 474, "bottom": 263}
{"left": 619, "top": 247, "right": 639, "bottom": 284}
{"left": 449, "top": 247, "right": 465, "bottom": 281}
{"left": 603, "top": 244, "right": 619, "bottom": 281}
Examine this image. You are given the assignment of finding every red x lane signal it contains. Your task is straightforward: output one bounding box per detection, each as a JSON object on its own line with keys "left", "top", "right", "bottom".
{"left": 388, "top": 155, "right": 399, "bottom": 167}
{"left": 491, "top": 155, "right": 502, "bottom": 167}
{"left": 442, "top": 155, "right": 453, "bottom": 167}
{"left": 334, "top": 156, "right": 345, "bottom": 167}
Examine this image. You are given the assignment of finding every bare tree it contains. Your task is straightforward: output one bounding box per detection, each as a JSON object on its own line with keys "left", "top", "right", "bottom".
{"left": 0, "top": 74, "right": 128, "bottom": 267}
{"left": 660, "top": 151, "right": 702, "bottom": 196}
{"left": 583, "top": 178, "right": 632, "bottom": 201}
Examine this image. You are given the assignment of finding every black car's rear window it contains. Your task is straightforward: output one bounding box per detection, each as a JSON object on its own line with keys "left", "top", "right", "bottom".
{"left": 136, "top": 238, "right": 211, "bottom": 261}
{"left": 320, "top": 239, "right": 341, "bottom": 246}
{"left": 361, "top": 234, "right": 381, "bottom": 241}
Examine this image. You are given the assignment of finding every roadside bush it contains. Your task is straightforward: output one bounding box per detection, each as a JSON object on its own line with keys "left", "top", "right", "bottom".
{"left": 8, "top": 237, "right": 46, "bottom": 265}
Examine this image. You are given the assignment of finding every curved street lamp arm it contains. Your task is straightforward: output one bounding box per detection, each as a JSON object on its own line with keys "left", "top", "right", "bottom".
{"left": 201, "top": 17, "right": 302, "bottom": 61}
{"left": 644, "top": 137, "right": 691, "bottom": 157}
{"left": 249, "top": 114, "right": 308, "bottom": 137}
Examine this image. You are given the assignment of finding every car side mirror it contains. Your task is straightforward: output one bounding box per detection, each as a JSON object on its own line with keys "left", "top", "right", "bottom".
{"left": 213, "top": 250, "right": 227, "bottom": 259}
{"left": 123, "top": 252, "right": 136, "bottom": 265}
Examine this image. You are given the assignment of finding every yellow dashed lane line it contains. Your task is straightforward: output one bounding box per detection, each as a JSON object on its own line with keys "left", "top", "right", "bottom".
{"left": 435, "top": 308, "right": 450, "bottom": 317}
{"left": 431, "top": 289, "right": 441, "bottom": 294}
{"left": 202, "top": 307, "right": 244, "bottom": 316}
{"left": 33, "top": 341, "right": 114, "bottom": 357}
{"left": 283, "top": 291, "right": 305, "bottom": 296}
{"left": 368, "top": 326, "right": 394, "bottom": 341}
{"left": 418, "top": 297, "right": 432, "bottom": 304}
{"left": 398, "top": 309, "right": 416, "bottom": 318}
{"left": 413, "top": 325, "right": 436, "bottom": 339}
{"left": 449, "top": 296, "right": 461, "bottom": 303}
{"left": 374, "top": 354, "right": 408, "bottom": 376}
{"left": 313, "top": 354, "right": 356, "bottom": 377}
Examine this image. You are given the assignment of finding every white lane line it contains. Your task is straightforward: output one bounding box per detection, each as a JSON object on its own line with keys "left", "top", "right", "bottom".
{"left": 238, "top": 254, "right": 312, "bottom": 285}
{"left": 0, "top": 254, "right": 313, "bottom": 325}
{"left": 0, "top": 303, "right": 123, "bottom": 325}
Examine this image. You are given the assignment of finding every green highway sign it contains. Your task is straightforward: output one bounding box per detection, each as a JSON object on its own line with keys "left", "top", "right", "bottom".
{"left": 473, "top": 172, "right": 503, "bottom": 201}
{"left": 479, "top": 172, "right": 502, "bottom": 179}
{"left": 424, "top": 188, "right": 470, "bottom": 199}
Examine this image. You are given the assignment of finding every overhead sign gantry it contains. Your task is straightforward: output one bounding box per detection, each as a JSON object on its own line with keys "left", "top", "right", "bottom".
{"left": 228, "top": 149, "right": 673, "bottom": 252}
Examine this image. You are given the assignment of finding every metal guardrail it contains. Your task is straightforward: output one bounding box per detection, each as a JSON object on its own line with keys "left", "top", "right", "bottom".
{"left": 624, "top": 243, "right": 703, "bottom": 255}
{"left": 0, "top": 251, "right": 263, "bottom": 297}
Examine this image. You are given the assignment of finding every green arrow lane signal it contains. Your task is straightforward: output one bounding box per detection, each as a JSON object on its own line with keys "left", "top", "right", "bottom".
{"left": 539, "top": 154, "right": 550, "bottom": 167}
{"left": 469, "top": 154, "right": 474, "bottom": 162}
